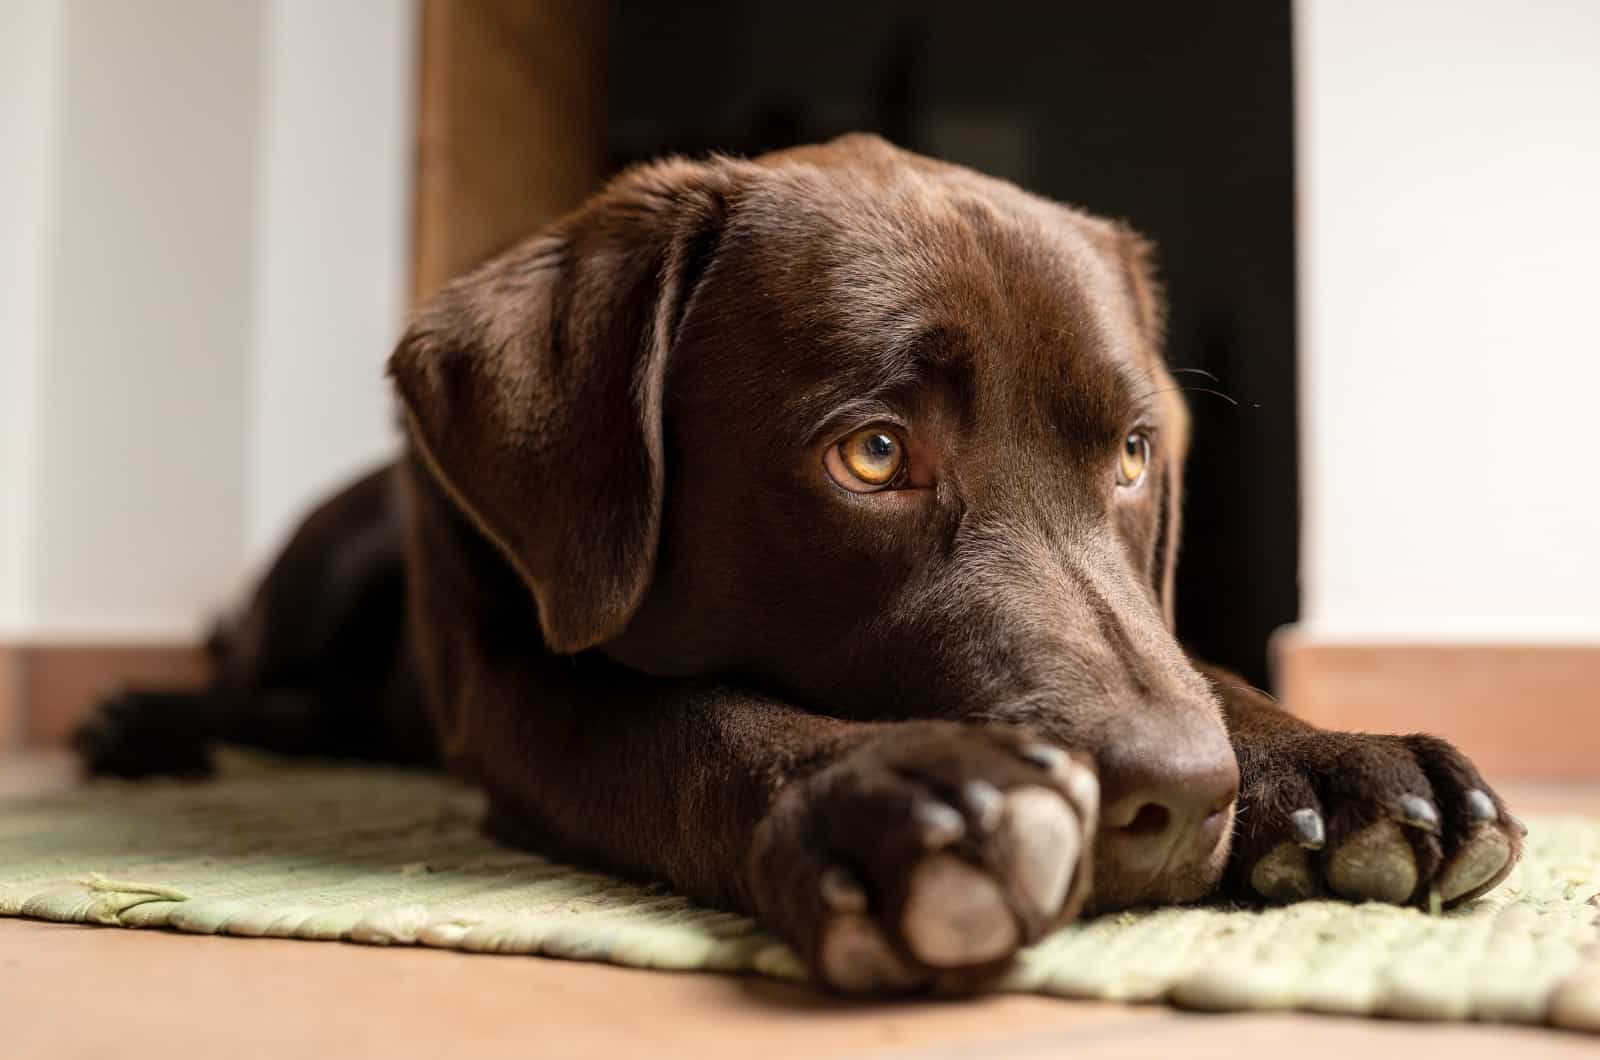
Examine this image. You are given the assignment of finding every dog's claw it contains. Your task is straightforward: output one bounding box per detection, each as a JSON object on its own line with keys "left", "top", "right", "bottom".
{"left": 1398, "top": 794, "right": 1441, "bottom": 834}
{"left": 913, "top": 800, "right": 967, "bottom": 849}
{"left": 1062, "top": 765, "right": 1099, "bottom": 821}
{"left": 1509, "top": 813, "right": 1529, "bottom": 836}
{"left": 820, "top": 865, "right": 869, "bottom": 913}
{"left": 962, "top": 781, "right": 1005, "bottom": 833}
{"left": 1463, "top": 788, "right": 1496, "bottom": 822}
{"left": 1288, "top": 807, "right": 1325, "bottom": 849}
{"left": 1015, "top": 743, "right": 1097, "bottom": 823}
{"left": 1018, "top": 743, "right": 1069, "bottom": 775}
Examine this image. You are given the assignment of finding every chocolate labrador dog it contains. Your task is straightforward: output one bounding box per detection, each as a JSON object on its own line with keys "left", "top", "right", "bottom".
{"left": 78, "top": 134, "right": 1522, "bottom": 992}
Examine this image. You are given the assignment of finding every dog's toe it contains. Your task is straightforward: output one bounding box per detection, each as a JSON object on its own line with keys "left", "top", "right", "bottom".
{"left": 1326, "top": 819, "right": 1418, "bottom": 902}
{"left": 1000, "top": 785, "right": 1081, "bottom": 923}
{"left": 819, "top": 913, "right": 926, "bottom": 993}
{"left": 900, "top": 853, "right": 1018, "bottom": 967}
{"left": 1439, "top": 825, "right": 1514, "bottom": 902}
{"left": 1250, "top": 840, "right": 1322, "bottom": 901}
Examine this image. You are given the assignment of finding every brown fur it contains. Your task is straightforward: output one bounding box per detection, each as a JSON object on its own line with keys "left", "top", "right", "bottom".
{"left": 77, "top": 135, "right": 1520, "bottom": 991}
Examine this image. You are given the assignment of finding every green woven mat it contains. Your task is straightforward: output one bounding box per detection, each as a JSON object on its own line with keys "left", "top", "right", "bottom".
{"left": 3, "top": 755, "right": 1597, "bottom": 1031}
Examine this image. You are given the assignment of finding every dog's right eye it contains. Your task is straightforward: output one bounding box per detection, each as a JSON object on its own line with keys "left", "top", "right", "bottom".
{"left": 1117, "top": 431, "right": 1151, "bottom": 488}
{"left": 825, "top": 426, "right": 907, "bottom": 493}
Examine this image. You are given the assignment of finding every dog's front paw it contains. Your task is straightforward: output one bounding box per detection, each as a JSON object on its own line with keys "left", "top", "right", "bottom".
{"left": 747, "top": 723, "right": 1098, "bottom": 994}
{"left": 1230, "top": 730, "right": 1523, "bottom": 908}
{"left": 73, "top": 689, "right": 215, "bottom": 779}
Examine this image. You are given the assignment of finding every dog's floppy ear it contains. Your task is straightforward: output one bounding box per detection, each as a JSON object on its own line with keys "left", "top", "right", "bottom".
{"left": 389, "top": 158, "right": 733, "bottom": 653}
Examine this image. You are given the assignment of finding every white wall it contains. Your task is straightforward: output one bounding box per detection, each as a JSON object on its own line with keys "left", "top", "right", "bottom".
{"left": 248, "top": 0, "right": 416, "bottom": 561}
{"left": 27, "top": 0, "right": 263, "bottom": 640}
{"left": 2, "top": 0, "right": 415, "bottom": 642}
{"left": 0, "top": 0, "right": 63, "bottom": 636}
{"left": 1296, "top": 0, "right": 1600, "bottom": 642}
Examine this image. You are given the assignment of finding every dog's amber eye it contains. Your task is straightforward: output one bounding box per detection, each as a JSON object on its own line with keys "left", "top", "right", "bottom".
{"left": 826, "top": 427, "right": 906, "bottom": 493}
{"left": 1118, "top": 432, "right": 1150, "bottom": 486}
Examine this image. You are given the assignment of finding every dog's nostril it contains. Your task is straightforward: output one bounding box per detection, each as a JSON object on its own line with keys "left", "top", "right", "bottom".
{"left": 1117, "top": 802, "right": 1171, "bottom": 837}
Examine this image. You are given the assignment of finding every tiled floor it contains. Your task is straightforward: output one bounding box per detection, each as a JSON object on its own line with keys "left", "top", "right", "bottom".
{"left": 3, "top": 750, "right": 1597, "bottom": 1059}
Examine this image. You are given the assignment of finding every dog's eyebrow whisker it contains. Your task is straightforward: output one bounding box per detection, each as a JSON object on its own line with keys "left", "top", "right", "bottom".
{"left": 1175, "top": 386, "right": 1240, "bottom": 407}
{"left": 1132, "top": 385, "right": 1241, "bottom": 408}
{"left": 1211, "top": 682, "right": 1278, "bottom": 705}
{"left": 1168, "top": 367, "right": 1221, "bottom": 383}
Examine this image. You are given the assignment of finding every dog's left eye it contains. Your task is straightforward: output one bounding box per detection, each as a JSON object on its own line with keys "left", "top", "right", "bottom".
{"left": 1118, "top": 432, "right": 1150, "bottom": 487}
{"left": 825, "top": 426, "right": 907, "bottom": 493}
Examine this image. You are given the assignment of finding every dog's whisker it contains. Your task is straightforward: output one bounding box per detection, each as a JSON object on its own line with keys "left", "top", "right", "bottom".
{"left": 1174, "top": 386, "right": 1240, "bottom": 407}
{"left": 1131, "top": 384, "right": 1241, "bottom": 408}
{"left": 1212, "top": 682, "right": 1278, "bottom": 704}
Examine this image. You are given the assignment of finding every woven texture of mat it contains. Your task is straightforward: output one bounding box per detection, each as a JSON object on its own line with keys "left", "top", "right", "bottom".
{"left": 2, "top": 755, "right": 1597, "bottom": 1031}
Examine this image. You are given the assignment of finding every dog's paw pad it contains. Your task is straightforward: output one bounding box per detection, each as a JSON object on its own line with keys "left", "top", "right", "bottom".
{"left": 1250, "top": 840, "right": 1322, "bottom": 902}
{"left": 901, "top": 853, "right": 1018, "bottom": 967}
{"left": 1439, "top": 825, "right": 1514, "bottom": 902}
{"left": 1327, "top": 819, "right": 1418, "bottom": 902}
{"left": 1001, "top": 785, "right": 1081, "bottom": 921}
{"left": 819, "top": 913, "right": 925, "bottom": 993}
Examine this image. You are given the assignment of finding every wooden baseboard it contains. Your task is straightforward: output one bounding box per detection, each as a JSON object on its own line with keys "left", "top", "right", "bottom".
{"left": 0, "top": 645, "right": 21, "bottom": 748}
{"left": 0, "top": 642, "right": 209, "bottom": 749}
{"left": 1274, "top": 631, "right": 1600, "bottom": 778}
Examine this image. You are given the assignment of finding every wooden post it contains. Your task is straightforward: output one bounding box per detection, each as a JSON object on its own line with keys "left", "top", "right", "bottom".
{"left": 412, "top": 0, "right": 609, "bottom": 302}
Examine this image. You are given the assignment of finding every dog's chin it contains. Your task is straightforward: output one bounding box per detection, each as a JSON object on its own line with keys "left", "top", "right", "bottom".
{"left": 1084, "top": 808, "right": 1235, "bottom": 914}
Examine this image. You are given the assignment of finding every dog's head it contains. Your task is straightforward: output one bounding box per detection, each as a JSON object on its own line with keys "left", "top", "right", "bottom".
{"left": 391, "top": 134, "right": 1237, "bottom": 910}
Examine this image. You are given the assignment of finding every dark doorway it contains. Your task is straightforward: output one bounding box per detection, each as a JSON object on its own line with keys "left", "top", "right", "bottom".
{"left": 606, "top": 1, "right": 1298, "bottom": 689}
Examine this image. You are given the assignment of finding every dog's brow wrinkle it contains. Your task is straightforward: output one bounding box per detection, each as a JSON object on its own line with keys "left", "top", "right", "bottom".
{"left": 800, "top": 326, "right": 981, "bottom": 443}
{"left": 807, "top": 397, "right": 902, "bottom": 442}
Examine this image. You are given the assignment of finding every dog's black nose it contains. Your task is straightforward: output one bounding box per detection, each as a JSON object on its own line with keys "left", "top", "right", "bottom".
{"left": 1094, "top": 713, "right": 1239, "bottom": 900}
